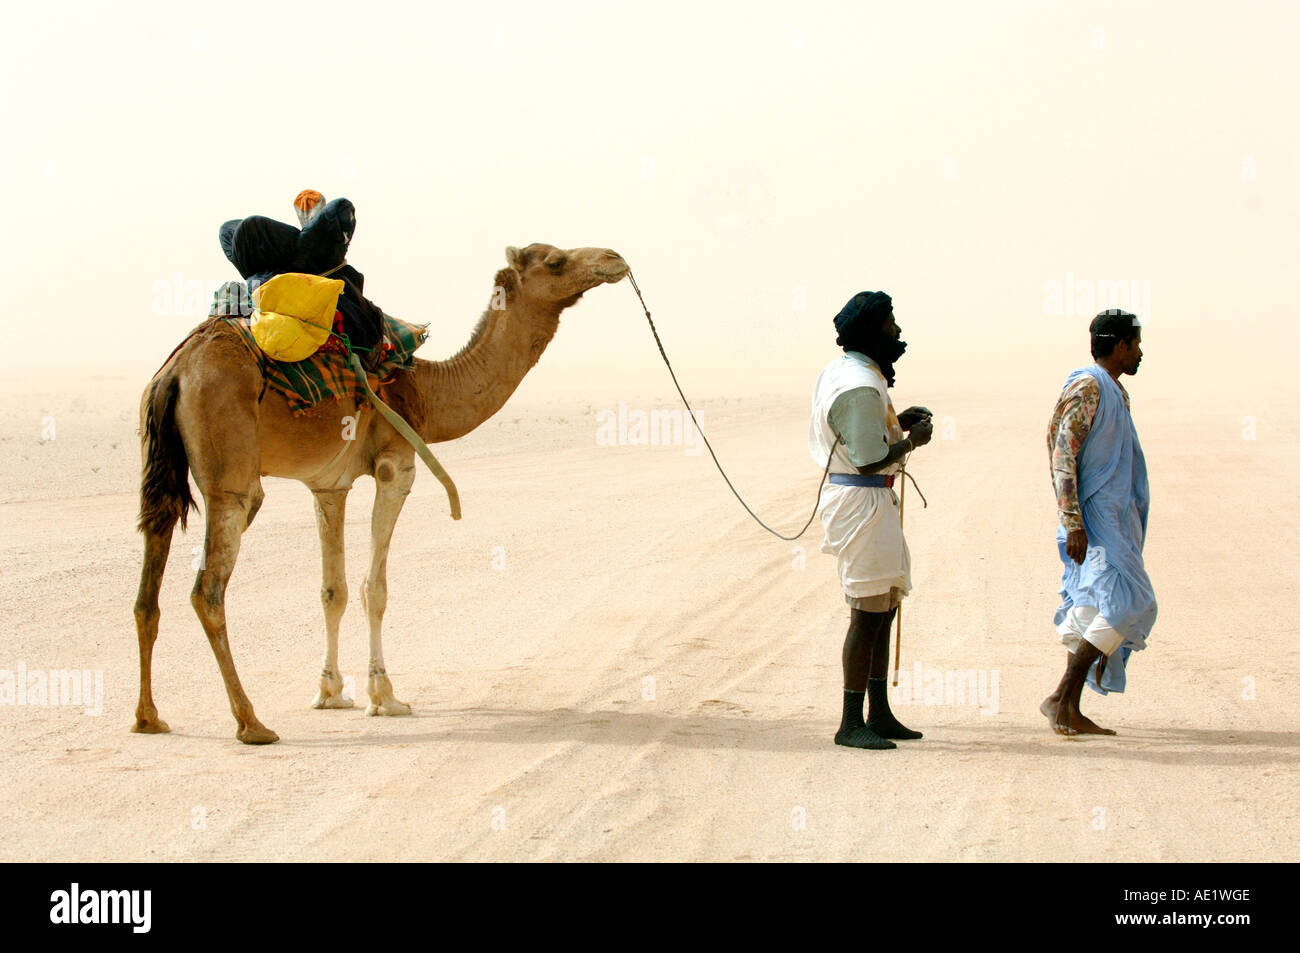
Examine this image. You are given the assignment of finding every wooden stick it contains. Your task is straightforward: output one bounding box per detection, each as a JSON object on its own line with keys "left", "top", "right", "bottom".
{"left": 892, "top": 465, "right": 906, "bottom": 686}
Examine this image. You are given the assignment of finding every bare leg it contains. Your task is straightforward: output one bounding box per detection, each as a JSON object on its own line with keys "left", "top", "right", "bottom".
{"left": 841, "top": 607, "right": 873, "bottom": 692}
{"left": 192, "top": 490, "right": 278, "bottom": 744}
{"left": 1039, "top": 650, "right": 1071, "bottom": 721}
{"left": 363, "top": 457, "right": 415, "bottom": 716}
{"left": 310, "top": 489, "right": 354, "bottom": 709}
{"left": 1048, "top": 641, "right": 1116, "bottom": 737}
{"left": 132, "top": 527, "right": 174, "bottom": 734}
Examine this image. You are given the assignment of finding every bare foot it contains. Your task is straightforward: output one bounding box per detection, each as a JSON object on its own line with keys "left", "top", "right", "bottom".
{"left": 1039, "top": 692, "right": 1061, "bottom": 722}
{"left": 131, "top": 715, "right": 171, "bottom": 734}
{"left": 1066, "top": 710, "right": 1116, "bottom": 735}
{"left": 1053, "top": 702, "right": 1116, "bottom": 737}
{"left": 1051, "top": 706, "right": 1079, "bottom": 736}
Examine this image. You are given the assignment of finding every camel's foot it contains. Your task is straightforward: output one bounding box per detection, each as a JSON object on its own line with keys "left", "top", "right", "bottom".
{"left": 365, "top": 673, "right": 411, "bottom": 717}
{"left": 236, "top": 720, "right": 280, "bottom": 745}
{"left": 131, "top": 710, "right": 171, "bottom": 734}
{"left": 367, "top": 699, "right": 411, "bottom": 716}
{"left": 311, "top": 671, "right": 355, "bottom": 710}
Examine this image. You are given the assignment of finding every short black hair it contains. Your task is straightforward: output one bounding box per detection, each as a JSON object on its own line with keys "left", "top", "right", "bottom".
{"left": 1090, "top": 309, "right": 1141, "bottom": 359}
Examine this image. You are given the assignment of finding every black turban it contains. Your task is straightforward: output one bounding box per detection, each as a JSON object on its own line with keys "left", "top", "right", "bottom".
{"left": 831, "top": 290, "right": 905, "bottom": 386}
{"left": 834, "top": 291, "right": 893, "bottom": 348}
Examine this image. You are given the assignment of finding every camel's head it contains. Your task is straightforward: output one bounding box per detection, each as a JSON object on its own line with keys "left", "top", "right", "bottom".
{"left": 498, "top": 243, "right": 628, "bottom": 309}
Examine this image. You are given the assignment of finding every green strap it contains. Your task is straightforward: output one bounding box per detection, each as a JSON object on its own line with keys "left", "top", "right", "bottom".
{"left": 348, "top": 352, "right": 461, "bottom": 521}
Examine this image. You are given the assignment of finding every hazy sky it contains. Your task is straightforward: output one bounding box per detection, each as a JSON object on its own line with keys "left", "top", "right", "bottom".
{"left": 3, "top": 1, "right": 1296, "bottom": 398}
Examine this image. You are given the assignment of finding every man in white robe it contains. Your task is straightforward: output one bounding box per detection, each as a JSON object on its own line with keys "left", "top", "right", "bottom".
{"left": 809, "top": 291, "right": 935, "bottom": 750}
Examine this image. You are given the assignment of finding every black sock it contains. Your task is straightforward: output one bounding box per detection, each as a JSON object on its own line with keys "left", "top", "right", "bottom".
{"left": 835, "top": 689, "right": 896, "bottom": 749}
{"left": 866, "top": 677, "right": 923, "bottom": 740}
{"left": 839, "top": 689, "right": 865, "bottom": 732}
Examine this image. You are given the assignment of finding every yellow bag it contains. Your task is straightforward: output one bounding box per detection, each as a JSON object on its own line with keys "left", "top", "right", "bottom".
{"left": 249, "top": 273, "right": 344, "bottom": 362}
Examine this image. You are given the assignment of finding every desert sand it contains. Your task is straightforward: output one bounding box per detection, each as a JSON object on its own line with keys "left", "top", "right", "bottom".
{"left": 0, "top": 333, "right": 1295, "bottom": 863}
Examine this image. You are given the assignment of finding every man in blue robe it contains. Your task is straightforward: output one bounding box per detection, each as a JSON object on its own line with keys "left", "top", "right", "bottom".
{"left": 1041, "top": 310, "right": 1158, "bottom": 736}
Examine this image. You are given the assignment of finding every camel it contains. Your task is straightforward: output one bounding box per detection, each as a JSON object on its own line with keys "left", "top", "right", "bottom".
{"left": 133, "top": 243, "right": 628, "bottom": 744}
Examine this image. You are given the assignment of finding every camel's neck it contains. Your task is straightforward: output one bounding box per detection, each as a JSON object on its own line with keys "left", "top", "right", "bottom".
{"left": 408, "top": 292, "right": 563, "bottom": 443}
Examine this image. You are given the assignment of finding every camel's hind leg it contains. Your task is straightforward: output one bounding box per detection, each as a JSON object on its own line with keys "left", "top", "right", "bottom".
{"left": 364, "top": 456, "right": 415, "bottom": 716}
{"left": 191, "top": 489, "right": 278, "bottom": 744}
{"left": 132, "top": 527, "right": 174, "bottom": 734}
{"left": 311, "top": 488, "right": 354, "bottom": 709}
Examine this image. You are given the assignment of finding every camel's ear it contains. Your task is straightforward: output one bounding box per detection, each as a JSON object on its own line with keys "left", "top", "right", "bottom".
{"left": 493, "top": 266, "right": 521, "bottom": 302}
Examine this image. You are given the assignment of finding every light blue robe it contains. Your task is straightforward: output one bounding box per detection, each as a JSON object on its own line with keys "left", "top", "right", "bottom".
{"left": 1054, "top": 365, "right": 1158, "bottom": 694}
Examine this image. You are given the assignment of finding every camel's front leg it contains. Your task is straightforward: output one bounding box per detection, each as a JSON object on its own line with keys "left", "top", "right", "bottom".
{"left": 311, "top": 489, "right": 354, "bottom": 709}
{"left": 364, "top": 458, "right": 416, "bottom": 716}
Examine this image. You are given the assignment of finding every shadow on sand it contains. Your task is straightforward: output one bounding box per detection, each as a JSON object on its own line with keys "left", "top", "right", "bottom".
{"left": 271, "top": 707, "right": 1300, "bottom": 765}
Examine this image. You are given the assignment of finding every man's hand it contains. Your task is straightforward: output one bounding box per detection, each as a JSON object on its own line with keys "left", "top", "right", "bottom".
{"left": 908, "top": 418, "right": 933, "bottom": 447}
{"left": 898, "top": 406, "right": 933, "bottom": 430}
{"left": 1065, "top": 528, "right": 1088, "bottom": 565}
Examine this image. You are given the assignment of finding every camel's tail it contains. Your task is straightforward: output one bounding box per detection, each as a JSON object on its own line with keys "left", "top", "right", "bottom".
{"left": 138, "top": 372, "right": 196, "bottom": 535}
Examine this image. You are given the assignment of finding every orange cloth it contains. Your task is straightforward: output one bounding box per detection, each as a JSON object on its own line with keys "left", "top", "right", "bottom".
{"left": 293, "top": 189, "right": 326, "bottom": 227}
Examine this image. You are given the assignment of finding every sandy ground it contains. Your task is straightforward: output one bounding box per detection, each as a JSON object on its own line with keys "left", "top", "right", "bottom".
{"left": 0, "top": 362, "right": 1296, "bottom": 862}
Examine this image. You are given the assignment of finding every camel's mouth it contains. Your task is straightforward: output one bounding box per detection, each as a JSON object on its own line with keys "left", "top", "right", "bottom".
{"left": 589, "top": 249, "right": 629, "bottom": 284}
{"left": 594, "top": 261, "right": 630, "bottom": 283}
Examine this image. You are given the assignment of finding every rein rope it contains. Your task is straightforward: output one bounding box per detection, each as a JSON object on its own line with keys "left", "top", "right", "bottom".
{"left": 626, "top": 269, "right": 930, "bottom": 542}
